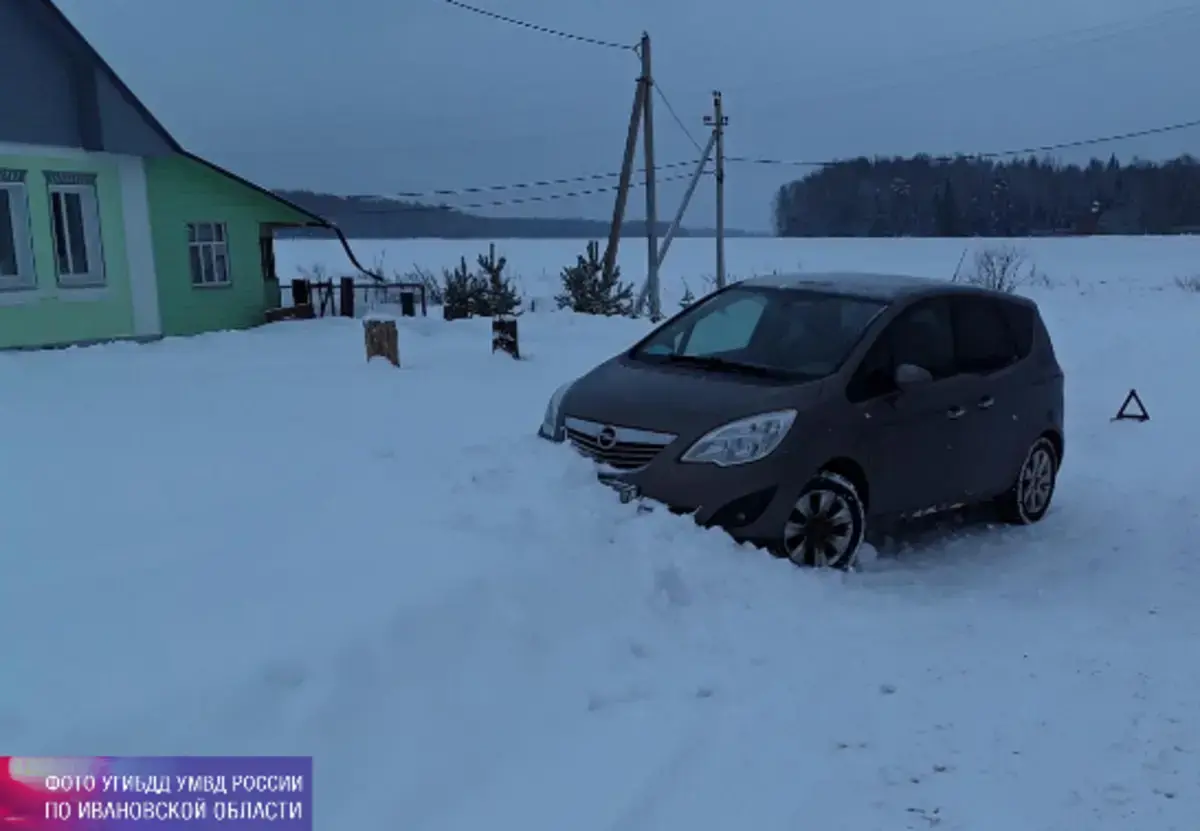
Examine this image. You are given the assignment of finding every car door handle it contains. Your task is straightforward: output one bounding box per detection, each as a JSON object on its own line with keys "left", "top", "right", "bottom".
{"left": 947, "top": 406, "right": 966, "bottom": 419}
{"left": 978, "top": 395, "right": 995, "bottom": 409}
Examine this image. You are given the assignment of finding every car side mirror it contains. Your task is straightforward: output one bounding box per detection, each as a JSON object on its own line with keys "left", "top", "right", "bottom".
{"left": 894, "top": 363, "right": 933, "bottom": 389}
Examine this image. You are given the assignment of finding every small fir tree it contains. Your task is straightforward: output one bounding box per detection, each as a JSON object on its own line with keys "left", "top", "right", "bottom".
{"left": 555, "top": 240, "right": 634, "bottom": 316}
{"left": 442, "top": 256, "right": 478, "bottom": 320}
{"left": 476, "top": 244, "right": 521, "bottom": 317}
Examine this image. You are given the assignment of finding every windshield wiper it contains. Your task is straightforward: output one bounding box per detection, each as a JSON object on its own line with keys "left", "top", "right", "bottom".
{"left": 660, "top": 353, "right": 793, "bottom": 379}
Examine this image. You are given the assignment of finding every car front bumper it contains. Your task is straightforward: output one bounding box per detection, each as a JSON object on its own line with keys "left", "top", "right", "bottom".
{"left": 544, "top": 420, "right": 806, "bottom": 546}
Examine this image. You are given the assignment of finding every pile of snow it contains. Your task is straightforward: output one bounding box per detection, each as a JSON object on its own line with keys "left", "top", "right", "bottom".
{"left": 3, "top": 242, "right": 1199, "bottom": 828}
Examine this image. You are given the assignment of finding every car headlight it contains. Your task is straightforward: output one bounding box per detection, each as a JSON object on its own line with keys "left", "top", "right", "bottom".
{"left": 679, "top": 410, "right": 796, "bottom": 467}
{"left": 538, "top": 381, "right": 574, "bottom": 441}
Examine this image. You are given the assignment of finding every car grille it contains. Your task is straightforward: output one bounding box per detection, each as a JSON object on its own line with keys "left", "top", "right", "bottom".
{"left": 563, "top": 417, "right": 676, "bottom": 471}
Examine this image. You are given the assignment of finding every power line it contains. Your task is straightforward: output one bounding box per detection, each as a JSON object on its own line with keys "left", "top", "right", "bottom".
{"left": 653, "top": 81, "right": 706, "bottom": 155}
{"left": 339, "top": 171, "right": 703, "bottom": 214}
{"left": 727, "top": 115, "right": 1200, "bottom": 170}
{"left": 441, "top": 0, "right": 635, "bottom": 50}
{"left": 395, "top": 159, "right": 700, "bottom": 199}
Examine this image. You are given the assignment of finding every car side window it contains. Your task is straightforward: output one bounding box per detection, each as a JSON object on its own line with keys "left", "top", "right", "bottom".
{"left": 952, "top": 296, "right": 1018, "bottom": 373}
{"left": 997, "top": 300, "right": 1035, "bottom": 360}
{"left": 889, "top": 298, "right": 956, "bottom": 379}
{"left": 845, "top": 330, "right": 894, "bottom": 402}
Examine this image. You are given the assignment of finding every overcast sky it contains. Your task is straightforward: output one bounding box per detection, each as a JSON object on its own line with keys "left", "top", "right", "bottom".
{"left": 57, "top": 0, "right": 1200, "bottom": 231}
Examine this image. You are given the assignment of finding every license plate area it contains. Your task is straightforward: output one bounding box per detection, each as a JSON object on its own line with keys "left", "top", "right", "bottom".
{"left": 598, "top": 472, "right": 641, "bottom": 504}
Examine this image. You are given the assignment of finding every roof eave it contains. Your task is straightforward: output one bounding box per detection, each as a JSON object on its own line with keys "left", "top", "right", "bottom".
{"left": 39, "top": 0, "right": 184, "bottom": 155}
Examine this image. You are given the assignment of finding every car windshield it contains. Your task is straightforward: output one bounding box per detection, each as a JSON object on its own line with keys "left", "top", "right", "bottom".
{"left": 630, "top": 285, "right": 887, "bottom": 379}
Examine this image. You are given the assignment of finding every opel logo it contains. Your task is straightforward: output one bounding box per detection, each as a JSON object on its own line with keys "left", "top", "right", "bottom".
{"left": 596, "top": 426, "right": 618, "bottom": 449}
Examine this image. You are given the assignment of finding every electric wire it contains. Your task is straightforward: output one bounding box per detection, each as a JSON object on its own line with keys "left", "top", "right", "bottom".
{"left": 395, "top": 160, "right": 699, "bottom": 199}
{"left": 653, "top": 82, "right": 707, "bottom": 155}
{"left": 337, "top": 171, "right": 704, "bottom": 214}
{"left": 441, "top": 0, "right": 635, "bottom": 50}
{"left": 727, "top": 115, "right": 1200, "bottom": 170}
{"left": 366, "top": 116, "right": 1199, "bottom": 213}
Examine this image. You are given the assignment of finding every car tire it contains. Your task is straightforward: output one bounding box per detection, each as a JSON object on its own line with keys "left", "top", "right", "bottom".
{"left": 998, "top": 436, "right": 1059, "bottom": 524}
{"left": 776, "top": 471, "right": 866, "bottom": 570}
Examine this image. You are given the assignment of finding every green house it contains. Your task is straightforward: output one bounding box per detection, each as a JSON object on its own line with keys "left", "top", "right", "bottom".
{"left": 0, "top": 0, "right": 365, "bottom": 349}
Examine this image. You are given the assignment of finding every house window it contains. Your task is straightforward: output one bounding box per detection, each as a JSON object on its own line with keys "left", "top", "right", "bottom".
{"left": 0, "top": 169, "right": 35, "bottom": 290}
{"left": 46, "top": 171, "right": 105, "bottom": 287}
{"left": 188, "top": 222, "right": 230, "bottom": 286}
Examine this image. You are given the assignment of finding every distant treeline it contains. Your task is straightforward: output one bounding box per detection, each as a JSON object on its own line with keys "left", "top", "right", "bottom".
{"left": 772, "top": 154, "right": 1200, "bottom": 237}
{"left": 274, "top": 189, "right": 763, "bottom": 240}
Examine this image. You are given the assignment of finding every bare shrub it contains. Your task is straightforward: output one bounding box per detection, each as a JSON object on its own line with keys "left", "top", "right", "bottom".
{"left": 403, "top": 265, "right": 443, "bottom": 305}
{"left": 679, "top": 278, "right": 696, "bottom": 309}
{"left": 696, "top": 271, "right": 748, "bottom": 293}
{"left": 953, "top": 246, "right": 1045, "bottom": 293}
{"left": 296, "top": 262, "right": 328, "bottom": 281}
{"left": 1174, "top": 274, "right": 1200, "bottom": 293}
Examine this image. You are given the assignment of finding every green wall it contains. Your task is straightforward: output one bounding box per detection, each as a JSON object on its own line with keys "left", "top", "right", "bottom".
{"left": 0, "top": 153, "right": 133, "bottom": 349}
{"left": 144, "top": 155, "right": 311, "bottom": 337}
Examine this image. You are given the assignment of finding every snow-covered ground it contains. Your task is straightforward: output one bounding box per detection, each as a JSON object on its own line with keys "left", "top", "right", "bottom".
{"left": 3, "top": 236, "right": 1200, "bottom": 829}
{"left": 277, "top": 234, "right": 1200, "bottom": 306}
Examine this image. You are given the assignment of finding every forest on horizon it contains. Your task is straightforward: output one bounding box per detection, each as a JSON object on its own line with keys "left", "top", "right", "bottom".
{"left": 772, "top": 153, "right": 1200, "bottom": 237}
{"left": 273, "top": 189, "right": 763, "bottom": 240}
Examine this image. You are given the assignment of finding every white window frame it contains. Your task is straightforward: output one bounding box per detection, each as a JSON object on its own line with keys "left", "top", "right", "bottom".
{"left": 0, "top": 171, "right": 36, "bottom": 291}
{"left": 187, "top": 222, "right": 231, "bottom": 287}
{"left": 46, "top": 172, "right": 105, "bottom": 288}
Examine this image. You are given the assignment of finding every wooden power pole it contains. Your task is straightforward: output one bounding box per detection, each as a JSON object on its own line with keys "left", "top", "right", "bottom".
{"left": 703, "top": 90, "right": 727, "bottom": 288}
{"left": 638, "top": 33, "right": 660, "bottom": 319}
{"left": 602, "top": 33, "right": 661, "bottom": 317}
{"left": 601, "top": 73, "right": 645, "bottom": 285}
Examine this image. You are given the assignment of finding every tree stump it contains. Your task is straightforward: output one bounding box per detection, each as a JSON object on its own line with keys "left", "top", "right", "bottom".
{"left": 363, "top": 318, "right": 399, "bottom": 366}
{"left": 491, "top": 317, "right": 519, "bottom": 359}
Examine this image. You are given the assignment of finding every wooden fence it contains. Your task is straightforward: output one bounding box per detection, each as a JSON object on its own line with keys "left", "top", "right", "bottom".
{"left": 268, "top": 277, "right": 428, "bottom": 322}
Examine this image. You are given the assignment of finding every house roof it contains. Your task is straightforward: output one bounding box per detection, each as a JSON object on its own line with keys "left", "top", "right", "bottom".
{"left": 38, "top": 0, "right": 383, "bottom": 281}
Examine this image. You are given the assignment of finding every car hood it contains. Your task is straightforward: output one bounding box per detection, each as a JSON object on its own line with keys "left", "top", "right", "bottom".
{"left": 562, "top": 355, "right": 828, "bottom": 434}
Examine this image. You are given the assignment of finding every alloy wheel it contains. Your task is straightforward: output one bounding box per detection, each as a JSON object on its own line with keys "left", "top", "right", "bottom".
{"left": 1019, "top": 445, "right": 1056, "bottom": 517}
{"left": 783, "top": 487, "right": 858, "bottom": 568}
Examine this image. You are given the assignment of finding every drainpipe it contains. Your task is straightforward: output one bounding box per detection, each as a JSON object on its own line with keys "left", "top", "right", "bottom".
{"left": 322, "top": 223, "right": 383, "bottom": 282}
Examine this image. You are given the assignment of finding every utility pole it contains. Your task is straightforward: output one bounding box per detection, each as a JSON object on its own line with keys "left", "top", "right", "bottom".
{"left": 635, "top": 131, "right": 714, "bottom": 315}
{"left": 601, "top": 54, "right": 647, "bottom": 285}
{"left": 656, "top": 132, "right": 715, "bottom": 266}
{"left": 703, "top": 90, "right": 727, "bottom": 288}
{"left": 638, "top": 33, "right": 661, "bottom": 319}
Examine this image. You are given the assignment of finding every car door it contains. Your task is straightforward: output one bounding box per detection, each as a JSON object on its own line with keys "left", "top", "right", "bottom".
{"left": 950, "top": 294, "right": 1031, "bottom": 499}
{"left": 845, "top": 298, "right": 974, "bottom": 516}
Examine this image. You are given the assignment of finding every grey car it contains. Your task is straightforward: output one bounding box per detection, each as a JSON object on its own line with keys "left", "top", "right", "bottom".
{"left": 538, "top": 271, "right": 1064, "bottom": 570}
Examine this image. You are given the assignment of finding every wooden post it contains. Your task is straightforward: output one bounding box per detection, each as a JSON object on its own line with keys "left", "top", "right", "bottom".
{"left": 363, "top": 318, "right": 399, "bottom": 366}
{"left": 291, "top": 278, "right": 310, "bottom": 308}
{"left": 316, "top": 281, "right": 336, "bottom": 317}
{"left": 339, "top": 277, "right": 355, "bottom": 318}
{"left": 491, "top": 317, "right": 519, "bottom": 359}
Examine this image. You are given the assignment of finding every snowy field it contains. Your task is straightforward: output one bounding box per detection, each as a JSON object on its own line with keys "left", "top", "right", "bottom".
{"left": 3, "top": 236, "right": 1200, "bottom": 829}
{"left": 277, "top": 233, "right": 1200, "bottom": 304}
